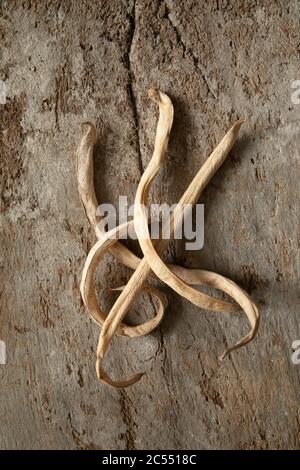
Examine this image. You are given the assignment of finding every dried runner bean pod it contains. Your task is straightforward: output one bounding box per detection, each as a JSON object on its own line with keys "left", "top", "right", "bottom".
{"left": 76, "top": 89, "right": 260, "bottom": 388}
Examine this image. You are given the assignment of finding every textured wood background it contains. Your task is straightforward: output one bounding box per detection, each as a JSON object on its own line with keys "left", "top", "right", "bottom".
{"left": 0, "top": 0, "right": 300, "bottom": 449}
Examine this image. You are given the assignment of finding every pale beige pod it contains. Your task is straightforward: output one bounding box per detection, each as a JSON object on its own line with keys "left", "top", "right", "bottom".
{"left": 76, "top": 89, "right": 260, "bottom": 388}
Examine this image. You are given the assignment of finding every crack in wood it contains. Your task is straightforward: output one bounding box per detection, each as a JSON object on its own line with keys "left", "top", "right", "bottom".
{"left": 119, "top": 389, "right": 137, "bottom": 450}
{"left": 164, "top": 0, "right": 217, "bottom": 99}
{"left": 126, "top": 0, "right": 144, "bottom": 175}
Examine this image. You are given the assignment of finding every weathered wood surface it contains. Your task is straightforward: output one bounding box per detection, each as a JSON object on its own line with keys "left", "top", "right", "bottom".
{"left": 0, "top": 0, "right": 300, "bottom": 449}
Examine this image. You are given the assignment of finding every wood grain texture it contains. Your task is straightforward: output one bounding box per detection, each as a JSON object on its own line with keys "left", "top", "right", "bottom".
{"left": 0, "top": 0, "right": 300, "bottom": 449}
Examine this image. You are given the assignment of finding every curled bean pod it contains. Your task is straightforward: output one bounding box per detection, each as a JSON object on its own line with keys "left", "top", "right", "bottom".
{"left": 76, "top": 89, "right": 260, "bottom": 388}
